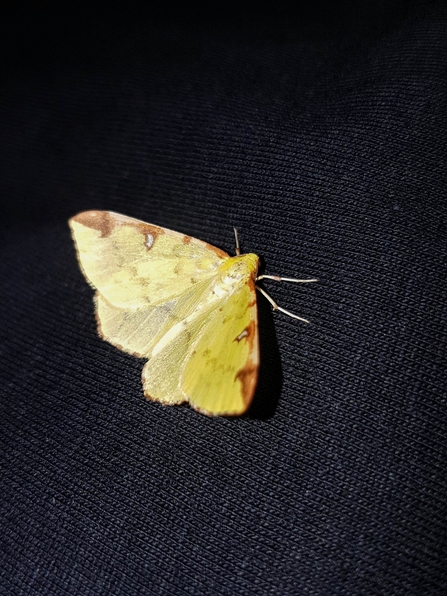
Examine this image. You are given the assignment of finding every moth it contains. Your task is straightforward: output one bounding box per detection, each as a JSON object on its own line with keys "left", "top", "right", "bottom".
{"left": 69, "top": 211, "right": 316, "bottom": 416}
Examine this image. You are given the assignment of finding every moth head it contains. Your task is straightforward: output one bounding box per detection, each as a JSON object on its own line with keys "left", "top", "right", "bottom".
{"left": 218, "top": 254, "right": 259, "bottom": 286}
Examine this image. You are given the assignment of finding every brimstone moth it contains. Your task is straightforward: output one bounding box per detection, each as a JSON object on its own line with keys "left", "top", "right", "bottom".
{"left": 69, "top": 211, "right": 316, "bottom": 416}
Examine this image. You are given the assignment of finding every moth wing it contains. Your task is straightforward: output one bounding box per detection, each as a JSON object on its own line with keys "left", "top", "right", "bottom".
{"left": 142, "top": 278, "right": 259, "bottom": 416}
{"left": 69, "top": 210, "right": 228, "bottom": 309}
{"left": 94, "top": 277, "right": 212, "bottom": 358}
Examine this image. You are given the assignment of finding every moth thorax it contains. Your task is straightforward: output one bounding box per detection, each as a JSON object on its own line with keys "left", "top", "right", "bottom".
{"left": 218, "top": 254, "right": 259, "bottom": 287}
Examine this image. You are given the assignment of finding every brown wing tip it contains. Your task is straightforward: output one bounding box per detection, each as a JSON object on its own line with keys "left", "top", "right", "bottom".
{"left": 235, "top": 363, "right": 259, "bottom": 409}
{"left": 70, "top": 210, "right": 115, "bottom": 238}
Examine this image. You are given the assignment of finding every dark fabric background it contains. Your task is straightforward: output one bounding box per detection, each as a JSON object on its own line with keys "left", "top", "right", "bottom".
{"left": 1, "top": 2, "right": 446, "bottom": 594}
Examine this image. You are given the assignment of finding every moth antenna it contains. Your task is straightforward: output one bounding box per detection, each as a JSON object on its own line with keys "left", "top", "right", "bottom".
{"left": 233, "top": 227, "right": 241, "bottom": 256}
{"left": 256, "top": 275, "right": 318, "bottom": 283}
{"left": 256, "top": 285, "right": 310, "bottom": 323}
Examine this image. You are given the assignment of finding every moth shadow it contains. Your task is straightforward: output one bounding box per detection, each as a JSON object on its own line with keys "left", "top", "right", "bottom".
{"left": 245, "top": 296, "right": 283, "bottom": 420}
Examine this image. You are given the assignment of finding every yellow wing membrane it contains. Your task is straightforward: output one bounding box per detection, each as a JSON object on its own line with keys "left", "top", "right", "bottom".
{"left": 70, "top": 210, "right": 260, "bottom": 416}
{"left": 142, "top": 259, "right": 259, "bottom": 416}
{"left": 70, "top": 211, "right": 228, "bottom": 309}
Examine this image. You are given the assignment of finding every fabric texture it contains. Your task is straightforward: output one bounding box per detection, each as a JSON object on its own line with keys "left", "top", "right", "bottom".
{"left": 1, "top": 2, "right": 446, "bottom": 594}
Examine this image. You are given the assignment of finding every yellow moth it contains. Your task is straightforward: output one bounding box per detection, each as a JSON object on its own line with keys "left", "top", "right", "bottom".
{"left": 69, "top": 211, "right": 316, "bottom": 416}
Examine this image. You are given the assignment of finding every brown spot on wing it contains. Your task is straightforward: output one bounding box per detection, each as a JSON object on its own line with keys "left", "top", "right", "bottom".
{"left": 246, "top": 277, "right": 257, "bottom": 307}
{"left": 73, "top": 211, "right": 116, "bottom": 238}
{"left": 235, "top": 363, "right": 258, "bottom": 407}
{"left": 136, "top": 223, "right": 165, "bottom": 250}
{"left": 247, "top": 276, "right": 256, "bottom": 293}
{"left": 205, "top": 242, "right": 230, "bottom": 260}
{"left": 233, "top": 320, "right": 256, "bottom": 350}
{"left": 183, "top": 235, "right": 192, "bottom": 244}
{"left": 71, "top": 211, "right": 166, "bottom": 248}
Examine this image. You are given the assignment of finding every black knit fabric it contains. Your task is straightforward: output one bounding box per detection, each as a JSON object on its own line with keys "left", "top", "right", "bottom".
{"left": 1, "top": 2, "right": 447, "bottom": 594}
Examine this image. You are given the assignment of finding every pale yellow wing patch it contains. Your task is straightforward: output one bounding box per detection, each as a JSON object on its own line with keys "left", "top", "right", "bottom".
{"left": 94, "top": 277, "right": 212, "bottom": 358}
{"left": 182, "top": 280, "right": 259, "bottom": 416}
{"left": 142, "top": 269, "right": 259, "bottom": 416}
{"left": 70, "top": 211, "right": 228, "bottom": 309}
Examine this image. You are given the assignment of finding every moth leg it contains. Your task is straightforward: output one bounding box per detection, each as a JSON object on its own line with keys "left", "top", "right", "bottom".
{"left": 256, "top": 275, "right": 318, "bottom": 283}
{"left": 255, "top": 285, "right": 310, "bottom": 323}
